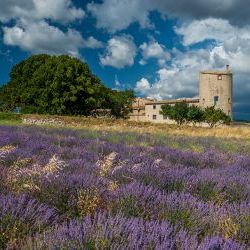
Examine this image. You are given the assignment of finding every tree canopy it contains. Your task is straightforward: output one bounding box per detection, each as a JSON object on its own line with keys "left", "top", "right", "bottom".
{"left": 203, "top": 106, "right": 231, "bottom": 128}
{"left": 0, "top": 55, "right": 134, "bottom": 118}
{"left": 161, "top": 102, "right": 231, "bottom": 127}
{"left": 160, "top": 102, "right": 189, "bottom": 125}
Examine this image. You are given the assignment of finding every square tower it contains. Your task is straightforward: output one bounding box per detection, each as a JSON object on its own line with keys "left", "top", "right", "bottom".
{"left": 199, "top": 67, "right": 233, "bottom": 118}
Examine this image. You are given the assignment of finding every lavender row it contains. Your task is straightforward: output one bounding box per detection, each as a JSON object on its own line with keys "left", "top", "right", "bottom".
{"left": 27, "top": 213, "right": 244, "bottom": 250}
{"left": 0, "top": 125, "right": 250, "bottom": 248}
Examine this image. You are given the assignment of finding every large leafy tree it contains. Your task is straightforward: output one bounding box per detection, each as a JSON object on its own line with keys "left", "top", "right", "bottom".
{"left": 187, "top": 106, "right": 204, "bottom": 126}
{"left": 161, "top": 102, "right": 189, "bottom": 125}
{"left": 106, "top": 89, "right": 135, "bottom": 118}
{"left": 203, "top": 106, "right": 231, "bottom": 128}
{"left": 0, "top": 55, "right": 134, "bottom": 117}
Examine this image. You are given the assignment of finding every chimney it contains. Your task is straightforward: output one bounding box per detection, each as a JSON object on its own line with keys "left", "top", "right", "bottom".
{"left": 226, "top": 65, "right": 230, "bottom": 71}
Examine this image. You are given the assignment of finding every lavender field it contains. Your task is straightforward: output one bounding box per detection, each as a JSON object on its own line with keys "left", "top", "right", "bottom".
{"left": 0, "top": 125, "right": 250, "bottom": 249}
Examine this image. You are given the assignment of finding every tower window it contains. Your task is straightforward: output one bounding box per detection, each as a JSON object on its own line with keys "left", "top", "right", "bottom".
{"left": 214, "top": 96, "right": 219, "bottom": 105}
{"left": 153, "top": 105, "right": 156, "bottom": 109}
{"left": 153, "top": 115, "right": 157, "bottom": 120}
{"left": 218, "top": 75, "right": 222, "bottom": 80}
{"left": 163, "top": 115, "right": 168, "bottom": 120}
{"left": 228, "top": 98, "right": 231, "bottom": 103}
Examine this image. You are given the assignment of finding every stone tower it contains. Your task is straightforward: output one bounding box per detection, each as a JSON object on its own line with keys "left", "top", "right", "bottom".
{"left": 199, "top": 65, "right": 233, "bottom": 118}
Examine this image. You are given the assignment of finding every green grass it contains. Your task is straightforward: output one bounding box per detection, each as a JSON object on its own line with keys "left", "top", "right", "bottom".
{"left": 0, "top": 112, "right": 22, "bottom": 125}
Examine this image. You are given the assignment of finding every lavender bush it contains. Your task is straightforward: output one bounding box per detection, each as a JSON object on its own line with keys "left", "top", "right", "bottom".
{"left": 0, "top": 125, "right": 250, "bottom": 249}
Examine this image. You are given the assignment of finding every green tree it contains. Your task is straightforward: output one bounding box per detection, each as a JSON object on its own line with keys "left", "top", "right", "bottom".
{"left": 203, "top": 106, "right": 231, "bottom": 128}
{"left": 160, "top": 102, "right": 189, "bottom": 125}
{"left": 106, "top": 89, "right": 135, "bottom": 118}
{"left": 0, "top": 54, "right": 134, "bottom": 118}
{"left": 187, "top": 106, "right": 205, "bottom": 126}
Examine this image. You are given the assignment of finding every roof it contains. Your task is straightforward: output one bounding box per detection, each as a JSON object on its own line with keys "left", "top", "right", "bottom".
{"left": 200, "top": 70, "right": 232, "bottom": 75}
{"left": 145, "top": 98, "right": 200, "bottom": 105}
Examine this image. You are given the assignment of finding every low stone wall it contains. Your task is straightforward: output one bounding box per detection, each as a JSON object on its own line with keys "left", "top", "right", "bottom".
{"left": 22, "top": 115, "right": 229, "bottom": 129}
{"left": 22, "top": 117, "right": 66, "bottom": 126}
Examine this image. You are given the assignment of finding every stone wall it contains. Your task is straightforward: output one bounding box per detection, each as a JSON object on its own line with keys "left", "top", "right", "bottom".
{"left": 22, "top": 117, "right": 66, "bottom": 126}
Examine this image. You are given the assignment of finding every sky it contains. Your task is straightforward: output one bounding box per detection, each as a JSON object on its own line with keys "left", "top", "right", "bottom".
{"left": 0, "top": 0, "right": 250, "bottom": 120}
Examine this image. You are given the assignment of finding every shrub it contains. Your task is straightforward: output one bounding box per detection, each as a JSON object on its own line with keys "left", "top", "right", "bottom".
{"left": 203, "top": 106, "right": 231, "bottom": 128}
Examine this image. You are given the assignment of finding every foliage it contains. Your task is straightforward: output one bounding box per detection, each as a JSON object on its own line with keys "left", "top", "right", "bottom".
{"left": 106, "top": 89, "right": 135, "bottom": 118}
{"left": 160, "top": 102, "right": 189, "bottom": 125}
{"left": 161, "top": 102, "right": 231, "bottom": 127}
{"left": 203, "top": 106, "right": 231, "bottom": 128}
{"left": 0, "top": 55, "right": 134, "bottom": 118}
{"left": 187, "top": 106, "right": 204, "bottom": 125}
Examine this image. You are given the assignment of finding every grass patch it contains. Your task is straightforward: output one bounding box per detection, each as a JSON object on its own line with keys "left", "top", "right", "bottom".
{"left": 0, "top": 112, "right": 22, "bottom": 125}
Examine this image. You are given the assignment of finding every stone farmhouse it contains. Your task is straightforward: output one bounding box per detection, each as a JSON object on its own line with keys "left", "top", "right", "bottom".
{"left": 129, "top": 66, "right": 233, "bottom": 123}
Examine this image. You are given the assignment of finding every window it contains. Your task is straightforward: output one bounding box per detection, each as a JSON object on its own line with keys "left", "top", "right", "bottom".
{"left": 153, "top": 115, "right": 157, "bottom": 120}
{"left": 153, "top": 105, "right": 156, "bottom": 109}
{"left": 228, "top": 98, "right": 231, "bottom": 104}
{"left": 217, "top": 75, "right": 222, "bottom": 80}
{"left": 163, "top": 115, "right": 168, "bottom": 120}
{"left": 214, "top": 96, "right": 219, "bottom": 105}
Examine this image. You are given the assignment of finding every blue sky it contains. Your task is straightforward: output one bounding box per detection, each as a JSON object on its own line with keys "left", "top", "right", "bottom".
{"left": 0, "top": 0, "right": 250, "bottom": 120}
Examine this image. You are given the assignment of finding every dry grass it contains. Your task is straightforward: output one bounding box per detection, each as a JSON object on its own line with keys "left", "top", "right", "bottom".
{"left": 20, "top": 114, "right": 250, "bottom": 139}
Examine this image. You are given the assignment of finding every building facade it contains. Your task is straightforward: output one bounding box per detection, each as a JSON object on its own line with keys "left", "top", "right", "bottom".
{"left": 129, "top": 67, "right": 233, "bottom": 123}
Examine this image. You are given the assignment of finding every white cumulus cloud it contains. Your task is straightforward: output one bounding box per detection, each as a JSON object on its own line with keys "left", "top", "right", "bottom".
{"left": 0, "top": 0, "right": 85, "bottom": 23}
{"left": 3, "top": 21, "right": 84, "bottom": 57}
{"left": 88, "top": 0, "right": 250, "bottom": 33}
{"left": 140, "top": 39, "right": 171, "bottom": 66}
{"left": 87, "top": 0, "right": 152, "bottom": 33}
{"left": 1, "top": 0, "right": 87, "bottom": 57}
{"left": 175, "top": 18, "right": 250, "bottom": 46}
{"left": 83, "top": 36, "right": 104, "bottom": 49}
{"left": 100, "top": 35, "right": 137, "bottom": 68}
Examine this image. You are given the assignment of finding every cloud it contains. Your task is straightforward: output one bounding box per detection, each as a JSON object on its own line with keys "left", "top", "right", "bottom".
{"left": 100, "top": 35, "right": 137, "bottom": 68}
{"left": 135, "top": 77, "right": 151, "bottom": 94}
{"left": 139, "top": 39, "right": 171, "bottom": 66}
{"left": 154, "top": 0, "right": 250, "bottom": 27}
{"left": 3, "top": 21, "right": 84, "bottom": 57}
{"left": 87, "top": 0, "right": 153, "bottom": 33}
{"left": 175, "top": 18, "right": 250, "bottom": 46}
{"left": 82, "top": 36, "right": 104, "bottom": 49}
{"left": 135, "top": 59, "right": 200, "bottom": 100}
{"left": 175, "top": 18, "right": 250, "bottom": 74}
{"left": 88, "top": 0, "right": 250, "bottom": 33}
{"left": 0, "top": 0, "right": 85, "bottom": 23}
{"left": 1, "top": 0, "right": 87, "bottom": 56}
